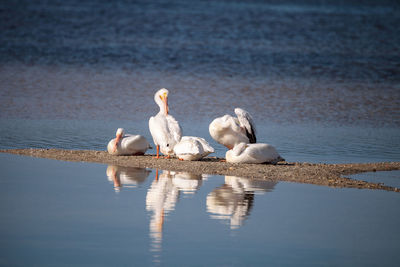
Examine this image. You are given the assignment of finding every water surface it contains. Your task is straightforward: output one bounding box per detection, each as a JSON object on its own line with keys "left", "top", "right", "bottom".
{"left": 0, "top": 154, "right": 399, "bottom": 266}
{"left": 1, "top": 0, "right": 399, "bottom": 126}
{"left": 1, "top": 0, "right": 399, "bottom": 163}
{"left": 1, "top": 118, "right": 399, "bottom": 163}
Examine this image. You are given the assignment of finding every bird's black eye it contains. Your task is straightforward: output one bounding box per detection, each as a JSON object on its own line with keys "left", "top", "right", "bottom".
{"left": 166, "top": 144, "right": 169, "bottom": 147}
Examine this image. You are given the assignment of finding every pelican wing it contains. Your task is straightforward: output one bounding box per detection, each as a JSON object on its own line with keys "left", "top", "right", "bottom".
{"left": 175, "top": 139, "right": 202, "bottom": 155}
{"left": 234, "top": 108, "right": 256, "bottom": 143}
{"left": 149, "top": 115, "right": 169, "bottom": 146}
{"left": 166, "top": 114, "right": 182, "bottom": 144}
{"left": 246, "top": 143, "right": 280, "bottom": 162}
{"left": 182, "top": 136, "right": 214, "bottom": 155}
{"left": 122, "top": 135, "right": 150, "bottom": 150}
{"left": 197, "top": 137, "right": 215, "bottom": 154}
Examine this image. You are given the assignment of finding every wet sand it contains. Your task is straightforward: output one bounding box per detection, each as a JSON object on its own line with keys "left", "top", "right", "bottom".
{"left": 2, "top": 148, "right": 399, "bottom": 192}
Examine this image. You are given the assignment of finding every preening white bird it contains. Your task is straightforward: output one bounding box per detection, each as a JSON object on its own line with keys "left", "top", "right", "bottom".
{"left": 173, "top": 136, "right": 215, "bottom": 161}
{"left": 209, "top": 108, "right": 256, "bottom": 149}
{"left": 107, "top": 128, "right": 151, "bottom": 155}
{"left": 225, "top": 142, "right": 284, "bottom": 164}
{"left": 149, "top": 88, "right": 182, "bottom": 158}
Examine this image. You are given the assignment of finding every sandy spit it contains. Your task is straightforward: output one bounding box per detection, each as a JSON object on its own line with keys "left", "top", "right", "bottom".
{"left": 1, "top": 148, "right": 400, "bottom": 192}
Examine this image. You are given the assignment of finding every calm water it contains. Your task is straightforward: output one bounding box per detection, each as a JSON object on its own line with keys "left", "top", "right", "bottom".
{"left": 1, "top": 154, "right": 400, "bottom": 266}
{"left": 0, "top": 118, "right": 399, "bottom": 163}
{"left": 1, "top": 0, "right": 400, "bottom": 265}
{"left": 1, "top": 0, "right": 399, "bottom": 163}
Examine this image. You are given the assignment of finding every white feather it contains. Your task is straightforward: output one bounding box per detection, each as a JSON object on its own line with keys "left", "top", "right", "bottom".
{"left": 209, "top": 108, "right": 256, "bottom": 149}
{"left": 234, "top": 108, "right": 256, "bottom": 143}
{"left": 226, "top": 142, "right": 284, "bottom": 164}
{"left": 173, "top": 136, "right": 215, "bottom": 161}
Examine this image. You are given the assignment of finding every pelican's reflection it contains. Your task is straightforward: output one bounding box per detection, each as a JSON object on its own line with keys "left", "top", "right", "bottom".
{"left": 106, "top": 165, "right": 151, "bottom": 192}
{"left": 207, "top": 176, "right": 277, "bottom": 229}
{"left": 173, "top": 172, "right": 204, "bottom": 195}
{"left": 146, "top": 170, "right": 205, "bottom": 261}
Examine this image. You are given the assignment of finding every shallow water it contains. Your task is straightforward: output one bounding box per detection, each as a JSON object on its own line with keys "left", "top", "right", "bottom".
{"left": 1, "top": 118, "right": 399, "bottom": 163}
{"left": 1, "top": 0, "right": 399, "bottom": 164}
{"left": 0, "top": 154, "right": 399, "bottom": 266}
{"left": 350, "top": 170, "right": 400, "bottom": 188}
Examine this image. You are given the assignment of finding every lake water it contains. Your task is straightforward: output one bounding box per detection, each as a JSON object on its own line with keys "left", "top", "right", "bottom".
{"left": 0, "top": 153, "right": 400, "bottom": 266}
{"left": 1, "top": 0, "right": 400, "bottom": 265}
{"left": 1, "top": 0, "right": 400, "bottom": 163}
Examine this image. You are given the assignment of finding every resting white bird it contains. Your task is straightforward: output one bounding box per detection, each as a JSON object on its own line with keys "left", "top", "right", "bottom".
{"left": 107, "top": 128, "right": 151, "bottom": 155}
{"left": 173, "top": 136, "right": 215, "bottom": 161}
{"left": 225, "top": 142, "right": 284, "bottom": 164}
{"left": 209, "top": 108, "right": 256, "bottom": 149}
{"left": 149, "top": 88, "right": 182, "bottom": 158}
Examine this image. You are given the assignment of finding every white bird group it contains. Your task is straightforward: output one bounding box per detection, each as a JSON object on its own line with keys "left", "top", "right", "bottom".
{"left": 107, "top": 88, "right": 284, "bottom": 164}
{"left": 209, "top": 107, "right": 284, "bottom": 164}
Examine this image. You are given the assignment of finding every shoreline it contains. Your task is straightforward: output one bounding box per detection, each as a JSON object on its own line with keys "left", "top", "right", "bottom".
{"left": 1, "top": 148, "right": 400, "bottom": 192}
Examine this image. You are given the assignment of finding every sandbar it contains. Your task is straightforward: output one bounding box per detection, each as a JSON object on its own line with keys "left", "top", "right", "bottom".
{"left": 1, "top": 148, "right": 399, "bottom": 192}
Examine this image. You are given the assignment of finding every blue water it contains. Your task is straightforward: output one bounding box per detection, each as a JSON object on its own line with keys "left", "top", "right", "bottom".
{"left": 0, "top": 154, "right": 399, "bottom": 266}
{"left": 1, "top": 118, "right": 399, "bottom": 163}
{"left": 1, "top": 0, "right": 399, "bottom": 163}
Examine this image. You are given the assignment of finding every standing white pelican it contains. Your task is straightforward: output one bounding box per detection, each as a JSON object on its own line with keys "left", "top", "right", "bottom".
{"left": 209, "top": 108, "right": 256, "bottom": 149}
{"left": 107, "top": 128, "right": 151, "bottom": 156}
{"left": 149, "top": 88, "right": 182, "bottom": 158}
{"left": 225, "top": 142, "right": 284, "bottom": 164}
{"left": 173, "top": 136, "right": 215, "bottom": 161}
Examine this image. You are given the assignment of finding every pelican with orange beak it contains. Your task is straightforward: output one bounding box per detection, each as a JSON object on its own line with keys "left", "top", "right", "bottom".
{"left": 149, "top": 88, "right": 182, "bottom": 158}
{"left": 107, "top": 128, "right": 151, "bottom": 156}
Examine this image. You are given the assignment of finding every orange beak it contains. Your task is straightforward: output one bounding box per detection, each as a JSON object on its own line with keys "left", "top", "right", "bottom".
{"left": 113, "top": 134, "right": 122, "bottom": 152}
{"left": 161, "top": 93, "right": 169, "bottom": 115}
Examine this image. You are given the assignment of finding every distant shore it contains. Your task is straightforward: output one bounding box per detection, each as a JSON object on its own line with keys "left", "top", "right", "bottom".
{"left": 1, "top": 148, "right": 400, "bottom": 192}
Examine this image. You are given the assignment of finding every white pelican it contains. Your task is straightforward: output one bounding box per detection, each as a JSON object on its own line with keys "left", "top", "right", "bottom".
{"left": 173, "top": 136, "right": 215, "bottom": 161}
{"left": 107, "top": 128, "right": 151, "bottom": 156}
{"left": 149, "top": 88, "right": 182, "bottom": 158}
{"left": 225, "top": 142, "right": 284, "bottom": 164}
{"left": 209, "top": 108, "right": 256, "bottom": 149}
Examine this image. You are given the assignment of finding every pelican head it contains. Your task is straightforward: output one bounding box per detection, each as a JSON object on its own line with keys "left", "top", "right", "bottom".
{"left": 113, "top": 128, "right": 124, "bottom": 152}
{"left": 154, "top": 88, "right": 169, "bottom": 115}
{"left": 160, "top": 142, "right": 174, "bottom": 155}
{"left": 225, "top": 142, "right": 247, "bottom": 162}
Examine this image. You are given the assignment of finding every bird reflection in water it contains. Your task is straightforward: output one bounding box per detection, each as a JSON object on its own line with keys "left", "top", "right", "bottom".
{"left": 146, "top": 169, "right": 205, "bottom": 263}
{"left": 207, "top": 176, "right": 277, "bottom": 229}
{"left": 106, "top": 165, "right": 151, "bottom": 192}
